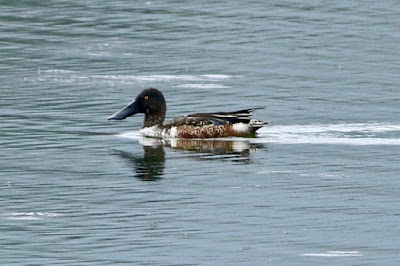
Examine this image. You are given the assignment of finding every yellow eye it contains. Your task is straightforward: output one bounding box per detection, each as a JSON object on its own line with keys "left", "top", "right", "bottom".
{"left": 144, "top": 95, "right": 149, "bottom": 100}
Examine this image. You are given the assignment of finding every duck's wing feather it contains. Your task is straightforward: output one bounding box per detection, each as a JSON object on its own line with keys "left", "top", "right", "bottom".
{"left": 165, "top": 108, "right": 267, "bottom": 131}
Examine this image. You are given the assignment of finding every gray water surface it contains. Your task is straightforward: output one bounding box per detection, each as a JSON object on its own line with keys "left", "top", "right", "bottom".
{"left": 1, "top": 1, "right": 400, "bottom": 265}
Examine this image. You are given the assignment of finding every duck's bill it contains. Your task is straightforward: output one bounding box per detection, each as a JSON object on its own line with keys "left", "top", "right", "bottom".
{"left": 108, "top": 101, "right": 139, "bottom": 120}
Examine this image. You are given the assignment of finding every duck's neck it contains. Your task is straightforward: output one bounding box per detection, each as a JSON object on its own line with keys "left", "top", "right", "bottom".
{"left": 142, "top": 109, "right": 166, "bottom": 128}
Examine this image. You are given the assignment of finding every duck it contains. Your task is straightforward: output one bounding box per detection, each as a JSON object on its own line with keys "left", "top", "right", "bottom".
{"left": 108, "top": 88, "right": 267, "bottom": 138}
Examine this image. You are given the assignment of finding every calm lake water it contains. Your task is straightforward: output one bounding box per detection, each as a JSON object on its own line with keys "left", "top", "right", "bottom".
{"left": 1, "top": 0, "right": 400, "bottom": 265}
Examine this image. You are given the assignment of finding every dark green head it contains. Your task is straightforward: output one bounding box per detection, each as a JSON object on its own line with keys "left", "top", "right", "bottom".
{"left": 108, "top": 88, "right": 166, "bottom": 128}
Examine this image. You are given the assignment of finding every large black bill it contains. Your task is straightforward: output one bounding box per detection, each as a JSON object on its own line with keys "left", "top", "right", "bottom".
{"left": 108, "top": 101, "right": 140, "bottom": 120}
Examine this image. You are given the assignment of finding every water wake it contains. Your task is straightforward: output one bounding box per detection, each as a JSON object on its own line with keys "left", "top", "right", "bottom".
{"left": 39, "top": 70, "right": 237, "bottom": 88}
{"left": 4, "top": 212, "right": 63, "bottom": 220}
{"left": 301, "top": 251, "right": 362, "bottom": 257}
{"left": 257, "top": 123, "right": 400, "bottom": 145}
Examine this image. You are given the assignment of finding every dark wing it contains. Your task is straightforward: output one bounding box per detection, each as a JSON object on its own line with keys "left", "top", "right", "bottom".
{"left": 190, "top": 108, "right": 265, "bottom": 125}
{"left": 164, "top": 114, "right": 215, "bottom": 128}
{"left": 165, "top": 108, "right": 267, "bottom": 131}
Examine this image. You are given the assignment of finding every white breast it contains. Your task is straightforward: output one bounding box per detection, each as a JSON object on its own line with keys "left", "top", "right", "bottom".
{"left": 139, "top": 125, "right": 163, "bottom": 138}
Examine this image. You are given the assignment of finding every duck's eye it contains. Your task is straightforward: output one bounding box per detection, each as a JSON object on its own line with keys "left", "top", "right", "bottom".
{"left": 144, "top": 95, "right": 149, "bottom": 100}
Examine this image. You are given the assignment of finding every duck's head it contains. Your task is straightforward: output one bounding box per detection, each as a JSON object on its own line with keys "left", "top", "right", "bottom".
{"left": 108, "top": 88, "right": 166, "bottom": 128}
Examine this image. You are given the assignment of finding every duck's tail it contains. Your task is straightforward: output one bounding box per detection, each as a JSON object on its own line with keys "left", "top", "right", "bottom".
{"left": 209, "top": 107, "right": 268, "bottom": 131}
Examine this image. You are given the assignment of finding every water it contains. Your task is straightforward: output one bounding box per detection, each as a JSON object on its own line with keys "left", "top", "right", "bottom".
{"left": 1, "top": 0, "right": 400, "bottom": 265}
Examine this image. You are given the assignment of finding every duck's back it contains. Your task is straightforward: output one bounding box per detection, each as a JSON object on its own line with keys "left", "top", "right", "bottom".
{"left": 164, "top": 108, "right": 267, "bottom": 138}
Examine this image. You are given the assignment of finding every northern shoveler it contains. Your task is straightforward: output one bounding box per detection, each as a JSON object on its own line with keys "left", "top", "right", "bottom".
{"left": 108, "top": 88, "right": 267, "bottom": 138}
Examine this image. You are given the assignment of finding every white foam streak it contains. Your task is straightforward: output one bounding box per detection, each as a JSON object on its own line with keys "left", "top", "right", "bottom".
{"left": 39, "top": 71, "right": 237, "bottom": 89}
{"left": 94, "top": 74, "right": 237, "bottom": 82}
{"left": 301, "top": 251, "right": 362, "bottom": 257}
{"left": 116, "top": 131, "right": 142, "bottom": 139}
{"left": 258, "top": 123, "right": 400, "bottom": 146}
{"left": 175, "top": 83, "right": 231, "bottom": 89}
{"left": 262, "top": 123, "right": 400, "bottom": 134}
{"left": 4, "top": 212, "right": 62, "bottom": 220}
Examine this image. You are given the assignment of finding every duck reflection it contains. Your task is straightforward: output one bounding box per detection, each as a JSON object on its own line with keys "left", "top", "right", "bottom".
{"left": 113, "top": 137, "right": 264, "bottom": 181}
{"left": 112, "top": 138, "right": 165, "bottom": 181}
{"left": 164, "top": 138, "right": 263, "bottom": 163}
